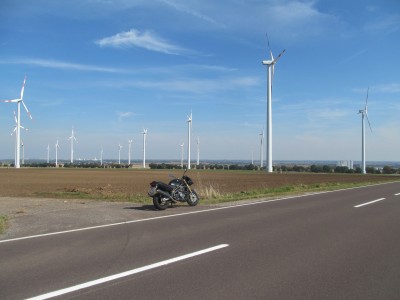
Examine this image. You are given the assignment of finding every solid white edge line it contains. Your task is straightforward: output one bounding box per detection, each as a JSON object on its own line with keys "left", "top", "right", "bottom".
{"left": 26, "top": 243, "right": 229, "bottom": 300}
{"left": 354, "top": 198, "right": 386, "bottom": 208}
{"left": 395, "top": 193, "right": 400, "bottom": 196}
{"left": 1, "top": 181, "right": 399, "bottom": 244}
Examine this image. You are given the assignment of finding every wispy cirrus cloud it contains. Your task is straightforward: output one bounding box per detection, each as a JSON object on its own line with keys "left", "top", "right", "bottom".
{"left": 0, "top": 58, "right": 124, "bottom": 73}
{"left": 96, "top": 29, "right": 191, "bottom": 55}
{"left": 116, "top": 111, "right": 136, "bottom": 121}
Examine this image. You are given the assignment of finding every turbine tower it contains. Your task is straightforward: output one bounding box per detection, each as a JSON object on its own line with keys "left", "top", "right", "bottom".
{"left": 262, "top": 35, "right": 285, "bottom": 173}
{"left": 68, "top": 127, "right": 78, "bottom": 163}
{"left": 2, "top": 76, "right": 33, "bottom": 168}
{"left": 196, "top": 137, "right": 200, "bottom": 166}
{"left": 260, "top": 130, "right": 264, "bottom": 168}
{"left": 55, "top": 139, "right": 60, "bottom": 166}
{"left": 128, "top": 139, "right": 133, "bottom": 165}
{"left": 142, "top": 128, "right": 148, "bottom": 168}
{"left": 180, "top": 142, "right": 184, "bottom": 168}
{"left": 118, "top": 144, "right": 122, "bottom": 165}
{"left": 100, "top": 146, "right": 103, "bottom": 166}
{"left": 11, "top": 111, "right": 28, "bottom": 167}
{"left": 47, "top": 144, "right": 50, "bottom": 164}
{"left": 358, "top": 87, "right": 372, "bottom": 174}
{"left": 187, "top": 112, "right": 192, "bottom": 170}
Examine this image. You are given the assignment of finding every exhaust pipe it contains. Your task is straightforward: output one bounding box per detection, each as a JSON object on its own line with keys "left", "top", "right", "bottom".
{"left": 156, "top": 189, "right": 172, "bottom": 200}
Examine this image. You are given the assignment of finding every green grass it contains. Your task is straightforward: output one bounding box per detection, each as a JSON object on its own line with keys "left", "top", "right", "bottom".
{"left": 199, "top": 181, "right": 398, "bottom": 205}
{"left": 0, "top": 215, "right": 9, "bottom": 235}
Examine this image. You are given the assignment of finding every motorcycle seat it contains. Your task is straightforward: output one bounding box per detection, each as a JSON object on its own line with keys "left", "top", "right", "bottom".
{"left": 157, "top": 182, "right": 174, "bottom": 192}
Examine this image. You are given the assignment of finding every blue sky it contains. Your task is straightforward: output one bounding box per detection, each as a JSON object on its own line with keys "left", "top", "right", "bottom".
{"left": 0, "top": 0, "right": 399, "bottom": 162}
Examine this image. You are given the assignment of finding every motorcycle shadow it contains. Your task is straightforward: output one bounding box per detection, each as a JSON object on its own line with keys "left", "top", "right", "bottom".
{"left": 124, "top": 204, "right": 183, "bottom": 211}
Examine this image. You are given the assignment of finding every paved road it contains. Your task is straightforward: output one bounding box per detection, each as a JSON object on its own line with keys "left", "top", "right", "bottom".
{"left": 1, "top": 182, "right": 400, "bottom": 299}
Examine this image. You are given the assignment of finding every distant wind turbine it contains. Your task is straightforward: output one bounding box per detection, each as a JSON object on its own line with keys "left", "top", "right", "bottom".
{"left": 187, "top": 112, "right": 192, "bottom": 170}
{"left": 2, "top": 76, "right": 33, "bottom": 168}
{"left": 262, "top": 34, "right": 285, "bottom": 173}
{"left": 358, "top": 87, "right": 372, "bottom": 174}
{"left": 118, "top": 144, "right": 123, "bottom": 164}
{"left": 55, "top": 139, "right": 60, "bottom": 165}
{"left": 180, "top": 142, "right": 184, "bottom": 168}
{"left": 128, "top": 139, "right": 133, "bottom": 165}
{"left": 259, "top": 130, "right": 264, "bottom": 168}
{"left": 142, "top": 128, "right": 148, "bottom": 168}
{"left": 196, "top": 137, "right": 200, "bottom": 166}
{"left": 68, "top": 127, "right": 78, "bottom": 163}
{"left": 47, "top": 144, "right": 50, "bottom": 164}
{"left": 10, "top": 111, "right": 28, "bottom": 167}
{"left": 21, "top": 139, "right": 25, "bottom": 165}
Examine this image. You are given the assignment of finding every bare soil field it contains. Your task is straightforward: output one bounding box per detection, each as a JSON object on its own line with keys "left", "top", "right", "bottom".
{"left": 1, "top": 168, "right": 399, "bottom": 239}
{"left": 0, "top": 168, "right": 398, "bottom": 200}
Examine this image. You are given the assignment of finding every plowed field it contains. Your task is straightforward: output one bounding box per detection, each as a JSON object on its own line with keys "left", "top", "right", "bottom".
{"left": 0, "top": 168, "right": 398, "bottom": 201}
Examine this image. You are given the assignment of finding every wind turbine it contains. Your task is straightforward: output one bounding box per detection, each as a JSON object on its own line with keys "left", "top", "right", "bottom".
{"left": 259, "top": 130, "right": 264, "bottom": 168}
{"left": 196, "top": 137, "right": 200, "bottom": 166}
{"left": 55, "top": 139, "right": 61, "bottom": 166}
{"left": 142, "top": 128, "right": 148, "bottom": 168}
{"left": 262, "top": 34, "right": 285, "bottom": 173}
{"left": 118, "top": 144, "right": 123, "bottom": 165}
{"left": 358, "top": 87, "right": 372, "bottom": 174}
{"left": 128, "top": 139, "right": 133, "bottom": 165}
{"left": 180, "top": 142, "right": 184, "bottom": 168}
{"left": 2, "top": 76, "right": 33, "bottom": 168}
{"left": 21, "top": 140, "right": 25, "bottom": 165}
{"left": 47, "top": 144, "right": 50, "bottom": 164}
{"left": 187, "top": 112, "right": 192, "bottom": 170}
{"left": 10, "top": 111, "right": 28, "bottom": 167}
{"left": 68, "top": 127, "right": 78, "bottom": 163}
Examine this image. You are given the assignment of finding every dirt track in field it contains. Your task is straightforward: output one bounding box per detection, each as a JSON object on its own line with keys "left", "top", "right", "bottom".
{"left": 0, "top": 168, "right": 398, "bottom": 199}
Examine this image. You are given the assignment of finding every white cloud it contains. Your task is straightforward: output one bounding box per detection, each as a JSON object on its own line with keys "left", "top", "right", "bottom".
{"left": 0, "top": 58, "right": 124, "bottom": 73}
{"left": 117, "top": 111, "right": 135, "bottom": 120}
{"left": 96, "top": 29, "right": 190, "bottom": 55}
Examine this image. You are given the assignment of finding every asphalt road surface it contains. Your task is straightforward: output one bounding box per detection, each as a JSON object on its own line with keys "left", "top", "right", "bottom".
{"left": 1, "top": 182, "right": 400, "bottom": 299}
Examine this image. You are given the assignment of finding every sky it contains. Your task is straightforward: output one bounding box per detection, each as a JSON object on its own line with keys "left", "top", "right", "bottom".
{"left": 0, "top": 0, "right": 399, "bottom": 163}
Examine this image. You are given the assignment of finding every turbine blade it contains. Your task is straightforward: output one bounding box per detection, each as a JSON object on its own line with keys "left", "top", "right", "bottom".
{"left": 13, "top": 111, "right": 17, "bottom": 124}
{"left": 265, "top": 32, "right": 274, "bottom": 60}
{"left": 21, "top": 101, "right": 33, "bottom": 120}
{"left": 365, "top": 87, "right": 369, "bottom": 110}
{"left": 3, "top": 98, "right": 21, "bottom": 103}
{"left": 20, "top": 76, "right": 27, "bottom": 99}
{"left": 274, "top": 49, "right": 286, "bottom": 63}
{"left": 366, "top": 112, "right": 372, "bottom": 132}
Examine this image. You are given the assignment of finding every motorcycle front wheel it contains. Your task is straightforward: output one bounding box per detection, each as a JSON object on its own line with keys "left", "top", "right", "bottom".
{"left": 187, "top": 190, "right": 200, "bottom": 206}
{"left": 153, "top": 195, "right": 169, "bottom": 210}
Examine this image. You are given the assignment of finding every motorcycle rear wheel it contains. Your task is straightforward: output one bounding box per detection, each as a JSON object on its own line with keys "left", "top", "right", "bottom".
{"left": 187, "top": 190, "right": 200, "bottom": 206}
{"left": 153, "top": 195, "right": 169, "bottom": 210}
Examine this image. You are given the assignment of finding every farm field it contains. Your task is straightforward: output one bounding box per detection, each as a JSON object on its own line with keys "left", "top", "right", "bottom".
{"left": 0, "top": 168, "right": 399, "bottom": 203}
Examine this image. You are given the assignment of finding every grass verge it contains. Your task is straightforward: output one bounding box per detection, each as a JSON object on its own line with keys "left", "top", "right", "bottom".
{"left": 199, "top": 181, "right": 398, "bottom": 205}
{"left": 0, "top": 215, "right": 9, "bottom": 235}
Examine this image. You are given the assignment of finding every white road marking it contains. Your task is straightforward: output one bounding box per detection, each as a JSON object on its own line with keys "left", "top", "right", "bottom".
{"left": 1, "top": 181, "right": 399, "bottom": 244}
{"left": 354, "top": 198, "right": 386, "bottom": 208}
{"left": 26, "top": 244, "right": 229, "bottom": 300}
{"left": 395, "top": 193, "right": 400, "bottom": 196}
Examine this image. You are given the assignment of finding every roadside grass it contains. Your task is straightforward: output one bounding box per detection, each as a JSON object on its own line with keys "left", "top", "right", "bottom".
{"left": 33, "top": 179, "right": 400, "bottom": 205}
{"left": 0, "top": 215, "right": 9, "bottom": 235}
{"left": 198, "top": 180, "right": 399, "bottom": 205}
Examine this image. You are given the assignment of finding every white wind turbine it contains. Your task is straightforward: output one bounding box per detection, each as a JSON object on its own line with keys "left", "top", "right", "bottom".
{"left": 180, "top": 142, "right": 184, "bottom": 168}
{"left": 118, "top": 144, "right": 123, "bottom": 164}
{"left": 358, "top": 87, "right": 372, "bottom": 174}
{"left": 21, "top": 140, "right": 25, "bottom": 165}
{"left": 196, "top": 137, "right": 200, "bottom": 166}
{"left": 100, "top": 146, "right": 104, "bottom": 166}
{"left": 128, "top": 139, "right": 133, "bottom": 165}
{"left": 47, "top": 144, "right": 50, "bottom": 164}
{"left": 10, "top": 111, "right": 28, "bottom": 167}
{"left": 187, "top": 112, "right": 192, "bottom": 170}
{"left": 142, "top": 128, "right": 148, "bottom": 168}
{"left": 259, "top": 130, "right": 264, "bottom": 168}
{"left": 262, "top": 35, "right": 285, "bottom": 173}
{"left": 55, "top": 139, "right": 61, "bottom": 166}
{"left": 68, "top": 127, "right": 78, "bottom": 163}
{"left": 2, "top": 76, "right": 33, "bottom": 168}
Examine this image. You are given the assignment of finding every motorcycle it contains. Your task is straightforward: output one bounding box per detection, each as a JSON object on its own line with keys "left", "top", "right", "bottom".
{"left": 148, "top": 170, "right": 200, "bottom": 210}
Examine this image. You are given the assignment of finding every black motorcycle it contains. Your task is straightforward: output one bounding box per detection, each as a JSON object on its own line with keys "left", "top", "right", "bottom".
{"left": 148, "top": 170, "right": 200, "bottom": 210}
